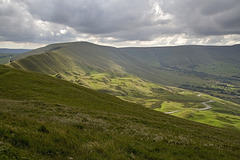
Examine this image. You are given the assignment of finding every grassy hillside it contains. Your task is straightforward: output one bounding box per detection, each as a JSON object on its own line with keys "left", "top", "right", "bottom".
{"left": 11, "top": 42, "right": 240, "bottom": 104}
{"left": 11, "top": 42, "right": 177, "bottom": 84}
{"left": 8, "top": 42, "right": 240, "bottom": 129}
{"left": 0, "top": 49, "right": 30, "bottom": 64}
{"left": 63, "top": 71, "right": 240, "bottom": 130}
{"left": 0, "top": 65, "right": 240, "bottom": 159}
{"left": 121, "top": 45, "right": 240, "bottom": 76}
{"left": 0, "top": 53, "right": 14, "bottom": 64}
{"left": 121, "top": 45, "right": 240, "bottom": 104}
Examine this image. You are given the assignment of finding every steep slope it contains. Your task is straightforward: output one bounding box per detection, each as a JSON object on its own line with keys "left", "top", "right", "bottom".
{"left": 11, "top": 42, "right": 240, "bottom": 104}
{"left": 121, "top": 45, "right": 240, "bottom": 103}
{"left": 121, "top": 45, "right": 240, "bottom": 77}
{"left": 8, "top": 42, "right": 240, "bottom": 129}
{"left": 0, "top": 65, "right": 240, "bottom": 159}
{"left": 11, "top": 42, "right": 172, "bottom": 84}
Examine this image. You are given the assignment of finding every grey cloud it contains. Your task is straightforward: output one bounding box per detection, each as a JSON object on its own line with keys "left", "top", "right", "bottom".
{"left": 160, "top": 0, "right": 240, "bottom": 36}
{"left": 27, "top": 1, "right": 145, "bottom": 31}
{"left": 26, "top": 0, "right": 240, "bottom": 40}
{"left": 0, "top": 0, "right": 78, "bottom": 43}
{"left": 0, "top": 0, "right": 240, "bottom": 46}
{"left": 0, "top": 1, "right": 37, "bottom": 42}
{"left": 25, "top": 0, "right": 173, "bottom": 41}
{"left": 201, "top": 1, "right": 235, "bottom": 16}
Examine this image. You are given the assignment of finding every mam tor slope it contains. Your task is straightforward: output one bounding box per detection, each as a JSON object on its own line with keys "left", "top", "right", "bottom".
{"left": 11, "top": 42, "right": 167, "bottom": 83}
{"left": 12, "top": 42, "right": 240, "bottom": 104}
{"left": 8, "top": 42, "right": 240, "bottom": 129}
{"left": 121, "top": 45, "right": 240, "bottom": 104}
{"left": 0, "top": 65, "right": 240, "bottom": 159}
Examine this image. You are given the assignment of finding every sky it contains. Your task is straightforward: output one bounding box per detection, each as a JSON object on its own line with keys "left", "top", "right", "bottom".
{"left": 0, "top": 0, "right": 240, "bottom": 49}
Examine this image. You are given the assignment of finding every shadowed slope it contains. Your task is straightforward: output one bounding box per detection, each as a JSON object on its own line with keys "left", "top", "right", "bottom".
{"left": 11, "top": 42, "right": 240, "bottom": 88}
{"left": 11, "top": 42, "right": 170, "bottom": 83}
{"left": 7, "top": 42, "right": 240, "bottom": 129}
{"left": 121, "top": 45, "right": 240, "bottom": 69}
{"left": 0, "top": 65, "right": 240, "bottom": 159}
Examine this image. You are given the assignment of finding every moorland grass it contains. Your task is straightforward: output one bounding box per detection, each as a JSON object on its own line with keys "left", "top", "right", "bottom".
{"left": 0, "top": 65, "right": 240, "bottom": 159}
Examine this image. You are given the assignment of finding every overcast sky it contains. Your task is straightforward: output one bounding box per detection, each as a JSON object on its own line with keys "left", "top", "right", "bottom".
{"left": 0, "top": 0, "right": 240, "bottom": 49}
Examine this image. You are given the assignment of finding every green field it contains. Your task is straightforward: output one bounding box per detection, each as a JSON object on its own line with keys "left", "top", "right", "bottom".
{"left": 0, "top": 65, "right": 240, "bottom": 159}
{"left": 121, "top": 45, "right": 240, "bottom": 104}
{"left": 10, "top": 43, "right": 240, "bottom": 105}
{"left": 7, "top": 42, "right": 240, "bottom": 130}
{"left": 49, "top": 71, "right": 240, "bottom": 130}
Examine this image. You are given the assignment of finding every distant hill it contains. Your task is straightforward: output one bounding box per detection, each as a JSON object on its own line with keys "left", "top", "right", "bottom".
{"left": 0, "top": 65, "right": 239, "bottom": 159}
{"left": 7, "top": 42, "right": 240, "bottom": 130}
{"left": 0, "top": 53, "right": 15, "bottom": 64}
{"left": 11, "top": 42, "right": 169, "bottom": 83}
{"left": 121, "top": 44, "right": 240, "bottom": 77}
{"left": 121, "top": 44, "right": 240, "bottom": 103}
{"left": 10, "top": 42, "right": 240, "bottom": 104}
{"left": 0, "top": 48, "right": 31, "bottom": 54}
{"left": 0, "top": 48, "right": 31, "bottom": 64}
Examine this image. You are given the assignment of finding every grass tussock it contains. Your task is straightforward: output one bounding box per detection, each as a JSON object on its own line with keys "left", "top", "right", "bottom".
{"left": 0, "top": 65, "right": 240, "bottom": 159}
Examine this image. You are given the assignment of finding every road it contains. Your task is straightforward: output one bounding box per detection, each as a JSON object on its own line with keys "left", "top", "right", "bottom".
{"left": 195, "top": 100, "right": 215, "bottom": 111}
{"left": 164, "top": 100, "right": 215, "bottom": 114}
{"left": 165, "top": 110, "right": 181, "bottom": 114}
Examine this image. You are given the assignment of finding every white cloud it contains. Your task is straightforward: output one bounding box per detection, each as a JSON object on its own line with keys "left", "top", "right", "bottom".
{"left": 60, "top": 29, "right": 67, "bottom": 35}
{"left": 0, "top": 0, "right": 239, "bottom": 48}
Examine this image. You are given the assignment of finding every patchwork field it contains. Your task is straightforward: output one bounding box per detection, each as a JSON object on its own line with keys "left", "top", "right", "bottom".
{"left": 1, "top": 65, "right": 239, "bottom": 159}
{"left": 7, "top": 42, "right": 240, "bottom": 130}
{"left": 52, "top": 71, "right": 240, "bottom": 130}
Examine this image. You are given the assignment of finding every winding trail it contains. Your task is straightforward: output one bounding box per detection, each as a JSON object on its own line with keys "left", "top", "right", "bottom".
{"left": 164, "top": 100, "right": 215, "bottom": 114}
{"left": 165, "top": 110, "right": 181, "bottom": 114}
{"left": 195, "top": 100, "right": 215, "bottom": 111}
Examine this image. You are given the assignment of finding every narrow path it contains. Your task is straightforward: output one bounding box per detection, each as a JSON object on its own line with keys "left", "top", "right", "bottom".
{"left": 164, "top": 100, "right": 215, "bottom": 114}
{"left": 195, "top": 100, "right": 215, "bottom": 111}
{"left": 165, "top": 110, "right": 181, "bottom": 114}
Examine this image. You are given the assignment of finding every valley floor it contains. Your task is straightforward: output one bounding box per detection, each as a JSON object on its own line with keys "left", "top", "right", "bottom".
{"left": 0, "top": 65, "right": 240, "bottom": 159}
{"left": 61, "top": 71, "right": 240, "bottom": 130}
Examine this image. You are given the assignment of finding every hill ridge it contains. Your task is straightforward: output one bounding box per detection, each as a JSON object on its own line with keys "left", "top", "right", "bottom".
{"left": 0, "top": 64, "right": 240, "bottom": 159}
{"left": 6, "top": 41, "right": 240, "bottom": 129}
